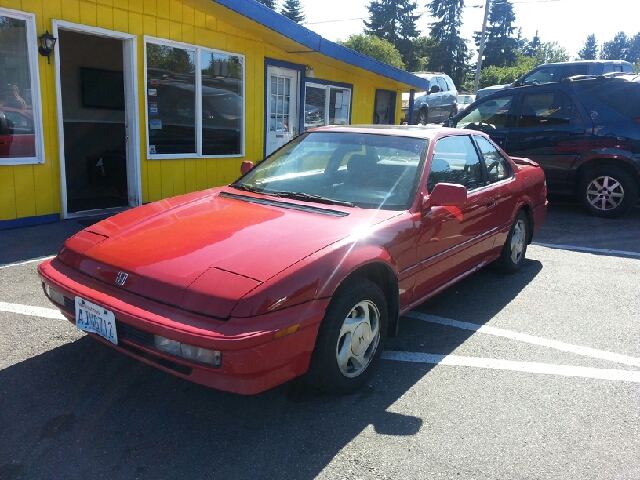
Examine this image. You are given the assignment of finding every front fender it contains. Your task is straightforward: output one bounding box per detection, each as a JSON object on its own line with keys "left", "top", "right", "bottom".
{"left": 229, "top": 241, "right": 397, "bottom": 318}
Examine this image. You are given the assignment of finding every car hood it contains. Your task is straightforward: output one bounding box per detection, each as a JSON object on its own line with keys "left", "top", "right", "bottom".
{"left": 58, "top": 188, "right": 400, "bottom": 315}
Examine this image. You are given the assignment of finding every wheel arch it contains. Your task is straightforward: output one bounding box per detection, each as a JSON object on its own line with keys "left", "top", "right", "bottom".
{"left": 338, "top": 262, "right": 400, "bottom": 338}
{"left": 572, "top": 157, "right": 640, "bottom": 194}
{"left": 518, "top": 203, "right": 535, "bottom": 244}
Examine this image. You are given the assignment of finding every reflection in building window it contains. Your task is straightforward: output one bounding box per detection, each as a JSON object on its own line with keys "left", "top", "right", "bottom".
{"left": 304, "top": 82, "right": 351, "bottom": 131}
{"left": 145, "top": 39, "right": 244, "bottom": 157}
{"left": 0, "top": 11, "right": 41, "bottom": 163}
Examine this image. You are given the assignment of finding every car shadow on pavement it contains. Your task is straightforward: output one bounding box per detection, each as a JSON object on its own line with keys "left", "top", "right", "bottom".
{"left": 0, "top": 259, "right": 543, "bottom": 480}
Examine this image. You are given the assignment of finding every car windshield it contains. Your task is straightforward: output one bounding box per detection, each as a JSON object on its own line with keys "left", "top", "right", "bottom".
{"left": 233, "top": 131, "right": 428, "bottom": 210}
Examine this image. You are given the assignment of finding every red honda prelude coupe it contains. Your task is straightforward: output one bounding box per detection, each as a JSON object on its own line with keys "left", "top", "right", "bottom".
{"left": 39, "top": 125, "right": 547, "bottom": 395}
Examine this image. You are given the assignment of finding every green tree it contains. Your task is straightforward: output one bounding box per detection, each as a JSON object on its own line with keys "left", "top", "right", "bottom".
{"left": 475, "top": 0, "right": 518, "bottom": 67}
{"left": 255, "top": 0, "right": 277, "bottom": 9}
{"left": 427, "top": 0, "right": 470, "bottom": 85}
{"left": 600, "top": 31, "right": 629, "bottom": 60}
{"left": 534, "top": 41, "right": 569, "bottom": 64}
{"left": 409, "top": 36, "right": 439, "bottom": 71}
{"left": 577, "top": 34, "right": 598, "bottom": 60}
{"left": 280, "top": 0, "right": 305, "bottom": 23}
{"left": 146, "top": 44, "right": 195, "bottom": 75}
{"left": 520, "top": 30, "right": 541, "bottom": 57}
{"left": 339, "top": 34, "right": 405, "bottom": 69}
{"left": 473, "top": 51, "right": 535, "bottom": 89}
{"left": 364, "top": 0, "right": 421, "bottom": 68}
{"left": 625, "top": 32, "right": 640, "bottom": 63}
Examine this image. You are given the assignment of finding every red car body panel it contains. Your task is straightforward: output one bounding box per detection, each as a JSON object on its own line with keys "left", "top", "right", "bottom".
{"left": 39, "top": 126, "right": 547, "bottom": 395}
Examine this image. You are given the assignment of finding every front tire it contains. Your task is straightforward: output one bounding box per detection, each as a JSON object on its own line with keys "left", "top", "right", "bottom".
{"left": 416, "top": 107, "right": 429, "bottom": 125}
{"left": 578, "top": 166, "right": 638, "bottom": 218}
{"left": 494, "top": 210, "right": 528, "bottom": 273}
{"left": 307, "top": 279, "right": 388, "bottom": 395}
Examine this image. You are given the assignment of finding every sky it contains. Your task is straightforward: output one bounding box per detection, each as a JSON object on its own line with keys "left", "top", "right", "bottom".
{"left": 296, "top": 0, "right": 638, "bottom": 62}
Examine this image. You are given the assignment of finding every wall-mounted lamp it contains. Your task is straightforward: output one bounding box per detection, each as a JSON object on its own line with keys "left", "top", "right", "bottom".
{"left": 38, "top": 31, "right": 57, "bottom": 64}
{"left": 305, "top": 65, "right": 314, "bottom": 78}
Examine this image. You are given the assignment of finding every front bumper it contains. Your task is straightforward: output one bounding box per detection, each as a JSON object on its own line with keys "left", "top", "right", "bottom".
{"left": 38, "top": 258, "right": 328, "bottom": 395}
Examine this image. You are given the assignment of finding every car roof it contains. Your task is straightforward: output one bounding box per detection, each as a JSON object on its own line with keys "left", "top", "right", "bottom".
{"left": 537, "top": 60, "right": 632, "bottom": 67}
{"left": 306, "top": 124, "right": 478, "bottom": 140}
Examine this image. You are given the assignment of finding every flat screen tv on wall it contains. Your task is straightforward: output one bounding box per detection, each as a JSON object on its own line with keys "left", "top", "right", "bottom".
{"left": 80, "top": 67, "right": 125, "bottom": 110}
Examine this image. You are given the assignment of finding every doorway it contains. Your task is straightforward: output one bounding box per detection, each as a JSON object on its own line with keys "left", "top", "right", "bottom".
{"left": 53, "top": 22, "right": 140, "bottom": 217}
{"left": 265, "top": 65, "right": 299, "bottom": 156}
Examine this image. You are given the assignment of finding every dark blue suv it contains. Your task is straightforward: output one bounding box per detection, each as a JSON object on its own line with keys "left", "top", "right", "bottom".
{"left": 445, "top": 76, "right": 640, "bottom": 218}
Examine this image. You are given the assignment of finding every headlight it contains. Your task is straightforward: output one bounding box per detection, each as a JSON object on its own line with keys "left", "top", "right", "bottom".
{"left": 154, "top": 335, "right": 222, "bottom": 366}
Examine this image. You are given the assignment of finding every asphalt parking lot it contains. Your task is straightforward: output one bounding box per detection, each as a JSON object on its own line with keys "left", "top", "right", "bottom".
{"left": 1, "top": 200, "right": 639, "bottom": 480}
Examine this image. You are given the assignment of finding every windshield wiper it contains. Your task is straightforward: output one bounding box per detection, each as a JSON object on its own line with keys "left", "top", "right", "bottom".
{"left": 229, "top": 183, "right": 264, "bottom": 194}
{"left": 266, "top": 190, "right": 356, "bottom": 208}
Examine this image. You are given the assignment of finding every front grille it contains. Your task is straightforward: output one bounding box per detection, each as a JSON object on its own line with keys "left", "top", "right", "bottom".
{"left": 63, "top": 296, "right": 75, "bottom": 314}
{"left": 117, "top": 322, "right": 154, "bottom": 348}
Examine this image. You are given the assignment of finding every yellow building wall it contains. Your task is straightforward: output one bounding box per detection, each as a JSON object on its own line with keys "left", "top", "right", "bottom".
{"left": 0, "top": 0, "right": 409, "bottom": 223}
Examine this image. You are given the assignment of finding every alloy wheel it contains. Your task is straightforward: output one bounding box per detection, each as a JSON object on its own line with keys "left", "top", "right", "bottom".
{"left": 335, "top": 300, "right": 381, "bottom": 378}
{"left": 586, "top": 175, "right": 625, "bottom": 212}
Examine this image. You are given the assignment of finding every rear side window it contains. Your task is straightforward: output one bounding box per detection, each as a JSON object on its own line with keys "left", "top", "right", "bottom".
{"left": 473, "top": 136, "right": 511, "bottom": 183}
{"left": 428, "top": 135, "right": 483, "bottom": 192}
{"left": 579, "top": 81, "right": 640, "bottom": 119}
{"left": 436, "top": 77, "right": 448, "bottom": 92}
{"left": 517, "top": 91, "right": 582, "bottom": 127}
{"left": 560, "top": 64, "right": 591, "bottom": 78}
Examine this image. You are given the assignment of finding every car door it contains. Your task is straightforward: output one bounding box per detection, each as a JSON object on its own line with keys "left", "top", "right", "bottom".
{"left": 411, "top": 134, "right": 502, "bottom": 304}
{"left": 435, "top": 77, "right": 450, "bottom": 121}
{"left": 471, "top": 134, "right": 518, "bottom": 247}
{"left": 438, "top": 76, "right": 455, "bottom": 119}
{"left": 452, "top": 92, "right": 518, "bottom": 149}
{"left": 503, "top": 87, "right": 593, "bottom": 190}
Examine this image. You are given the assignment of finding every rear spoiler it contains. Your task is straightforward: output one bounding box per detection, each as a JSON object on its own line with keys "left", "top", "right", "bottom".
{"left": 511, "top": 156, "right": 540, "bottom": 167}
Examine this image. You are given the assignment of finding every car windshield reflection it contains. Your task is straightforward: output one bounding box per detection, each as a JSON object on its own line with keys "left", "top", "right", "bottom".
{"left": 233, "top": 132, "right": 428, "bottom": 210}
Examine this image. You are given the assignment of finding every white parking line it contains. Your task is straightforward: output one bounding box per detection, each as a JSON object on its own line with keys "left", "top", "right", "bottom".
{"left": 0, "top": 255, "right": 54, "bottom": 269}
{"left": 6, "top": 301, "right": 640, "bottom": 384}
{"left": 405, "top": 311, "right": 640, "bottom": 368}
{"left": 0, "top": 301, "right": 65, "bottom": 320}
{"left": 382, "top": 352, "right": 640, "bottom": 383}
{"left": 532, "top": 242, "right": 640, "bottom": 259}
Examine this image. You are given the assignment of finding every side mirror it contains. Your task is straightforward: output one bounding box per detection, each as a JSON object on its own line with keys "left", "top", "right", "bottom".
{"left": 240, "top": 161, "right": 254, "bottom": 175}
{"left": 424, "top": 183, "right": 467, "bottom": 209}
{"left": 429, "top": 85, "right": 440, "bottom": 94}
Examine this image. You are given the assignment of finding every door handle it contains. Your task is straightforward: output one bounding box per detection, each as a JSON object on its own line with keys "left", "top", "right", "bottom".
{"left": 486, "top": 201, "right": 497, "bottom": 209}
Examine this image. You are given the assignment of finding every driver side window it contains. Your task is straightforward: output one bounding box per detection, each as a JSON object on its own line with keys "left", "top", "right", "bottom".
{"left": 456, "top": 95, "right": 516, "bottom": 129}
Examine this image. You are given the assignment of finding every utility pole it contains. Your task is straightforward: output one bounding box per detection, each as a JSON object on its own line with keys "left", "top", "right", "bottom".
{"left": 473, "top": 0, "right": 491, "bottom": 94}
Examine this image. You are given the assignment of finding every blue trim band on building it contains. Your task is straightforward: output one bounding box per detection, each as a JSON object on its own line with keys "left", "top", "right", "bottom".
{"left": 0, "top": 213, "right": 60, "bottom": 231}
{"left": 213, "top": 0, "right": 431, "bottom": 91}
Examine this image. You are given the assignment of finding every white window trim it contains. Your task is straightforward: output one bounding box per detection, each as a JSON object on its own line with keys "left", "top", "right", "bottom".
{"left": 304, "top": 82, "right": 352, "bottom": 128}
{"left": 0, "top": 7, "right": 45, "bottom": 165}
{"left": 143, "top": 36, "right": 245, "bottom": 160}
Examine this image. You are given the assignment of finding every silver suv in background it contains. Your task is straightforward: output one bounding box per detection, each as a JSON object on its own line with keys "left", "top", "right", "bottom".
{"left": 401, "top": 72, "right": 457, "bottom": 124}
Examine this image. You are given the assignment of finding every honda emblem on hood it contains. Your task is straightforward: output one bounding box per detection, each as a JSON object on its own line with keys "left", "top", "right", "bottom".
{"left": 115, "top": 272, "right": 129, "bottom": 286}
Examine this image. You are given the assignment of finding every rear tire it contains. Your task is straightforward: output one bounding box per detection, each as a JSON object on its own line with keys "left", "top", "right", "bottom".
{"left": 494, "top": 210, "right": 528, "bottom": 274}
{"left": 307, "top": 279, "right": 388, "bottom": 395}
{"left": 578, "top": 165, "right": 638, "bottom": 218}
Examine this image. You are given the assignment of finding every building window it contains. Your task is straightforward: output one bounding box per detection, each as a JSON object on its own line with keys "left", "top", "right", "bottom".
{"left": 304, "top": 82, "right": 351, "bottom": 131}
{"left": 145, "top": 37, "right": 244, "bottom": 158}
{"left": 0, "top": 9, "right": 43, "bottom": 165}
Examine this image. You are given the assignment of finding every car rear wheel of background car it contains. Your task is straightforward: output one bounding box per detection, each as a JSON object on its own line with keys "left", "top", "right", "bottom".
{"left": 494, "top": 210, "right": 528, "bottom": 274}
{"left": 307, "top": 279, "right": 388, "bottom": 395}
{"left": 578, "top": 165, "right": 639, "bottom": 218}
{"left": 417, "top": 108, "right": 429, "bottom": 125}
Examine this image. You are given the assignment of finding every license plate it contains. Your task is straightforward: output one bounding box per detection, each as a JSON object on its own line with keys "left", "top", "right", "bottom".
{"left": 75, "top": 297, "right": 118, "bottom": 345}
